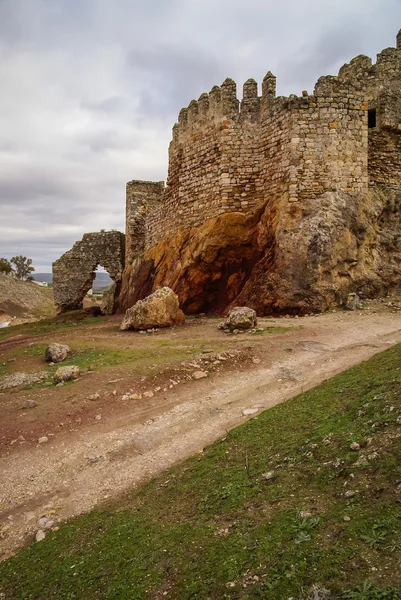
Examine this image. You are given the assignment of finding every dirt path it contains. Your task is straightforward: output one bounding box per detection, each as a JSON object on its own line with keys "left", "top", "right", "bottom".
{"left": 1, "top": 308, "right": 401, "bottom": 560}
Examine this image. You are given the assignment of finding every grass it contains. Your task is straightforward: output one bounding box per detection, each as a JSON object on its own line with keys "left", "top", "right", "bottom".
{"left": 0, "top": 312, "right": 106, "bottom": 341}
{"left": 2, "top": 345, "right": 401, "bottom": 598}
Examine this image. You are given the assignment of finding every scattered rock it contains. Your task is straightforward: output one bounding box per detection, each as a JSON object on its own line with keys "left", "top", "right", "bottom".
{"left": 83, "top": 305, "right": 102, "bottom": 317}
{"left": 0, "top": 371, "right": 48, "bottom": 391}
{"left": 350, "top": 442, "right": 360, "bottom": 451}
{"left": 193, "top": 371, "right": 208, "bottom": 380}
{"left": 345, "top": 293, "right": 360, "bottom": 311}
{"left": 143, "top": 391, "right": 154, "bottom": 399}
{"left": 396, "top": 415, "right": 401, "bottom": 425}
{"left": 344, "top": 490, "right": 355, "bottom": 498}
{"left": 120, "top": 287, "right": 185, "bottom": 331}
{"left": 343, "top": 516, "right": 351, "bottom": 522}
{"left": 261, "top": 471, "right": 275, "bottom": 481}
{"left": 242, "top": 407, "right": 259, "bottom": 416}
{"left": 54, "top": 365, "right": 80, "bottom": 384}
{"left": 38, "top": 517, "right": 54, "bottom": 530}
{"left": 38, "top": 436, "right": 48, "bottom": 444}
{"left": 300, "top": 511, "right": 313, "bottom": 518}
{"left": 219, "top": 306, "right": 257, "bottom": 332}
{"left": 306, "top": 585, "right": 333, "bottom": 600}
{"left": 45, "top": 343, "right": 70, "bottom": 364}
{"left": 22, "top": 399, "right": 37, "bottom": 409}
{"left": 35, "top": 530, "right": 46, "bottom": 542}
{"left": 88, "top": 393, "right": 100, "bottom": 401}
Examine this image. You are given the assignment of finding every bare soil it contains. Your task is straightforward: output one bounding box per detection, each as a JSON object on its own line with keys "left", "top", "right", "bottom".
{"left": 1, "top": 299, "right": 401, "bottom": 560}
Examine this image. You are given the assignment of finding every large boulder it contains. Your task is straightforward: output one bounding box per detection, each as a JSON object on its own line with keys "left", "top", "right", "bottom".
{"left": 54, "top": 365, "right": 80, "bottom": 384}
{"left": 45, "top": 343, "right": 70, "bottom": 363}
{"left": 120, "top": 287, "right": 185, "bottom": 331}
{"left": 219, "top": 306, "right": 257, "bottom": 332}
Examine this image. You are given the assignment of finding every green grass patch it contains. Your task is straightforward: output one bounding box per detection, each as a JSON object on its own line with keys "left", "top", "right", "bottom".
{"left": 0, "top": 312, "right": 108, "bottom": 341}
{"left": 2, "top": 346, "right": 401, "bottom": 598}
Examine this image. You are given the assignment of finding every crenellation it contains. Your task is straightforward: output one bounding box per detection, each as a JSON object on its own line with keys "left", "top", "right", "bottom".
{"left": 221, "top": 77, "right": 240, "bottom": 117}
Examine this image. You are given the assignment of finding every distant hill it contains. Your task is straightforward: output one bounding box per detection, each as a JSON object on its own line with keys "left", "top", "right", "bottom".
{"left": 0, "top": 273, "right": 56, "bottom": 324}
{"left": 34, "top": 272, "right": 112, "bottom": 293}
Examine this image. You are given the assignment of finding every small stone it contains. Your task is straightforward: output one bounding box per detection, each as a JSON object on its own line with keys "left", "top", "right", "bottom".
{"left": 261, "top": 471, "right": 275, "bottom": 481}
{"left": 193, "top": 371, "right": 208, "bottom": 380}
{"left": 88, "top": 393, "right": 100, "bottom": 401}
{"left": 36, "top": 530, "right": 46, "bottom": 542}
{"left": 130, "top": 393, "right": 142, "bottom": 400}
{"left": 38, "top": 436, "right": 48, "bottom": 444}
{"left": 300, "top": 511, "right": 312, "bottom": 518}
{"left": 396, "top": 415, "right": 401, "bottom": 424}
{"left": 95, "top": 414, "right": 102, "bottom": 421}
{"left": 343, "top": 516, "right": 351, "bottom": 522}
{"left": 252, "top": 358, "right": 261, "bottom": 364}
{"left": 143, "top": 391, "right": 154, "bottom": 398}
{"left": 242, "top": 407, "right": 259, "bottom": 416}
{"left": 22, "top": 399, "right": 37, "bottom": 409}
{"left": 345, "top": 293, "right": 360, "bottom": 311}
{"left": 344, "top": 490, "right": 355, "bottom": 498}
{"left": 350, "top": 442, "right": 360, "bottom": 451}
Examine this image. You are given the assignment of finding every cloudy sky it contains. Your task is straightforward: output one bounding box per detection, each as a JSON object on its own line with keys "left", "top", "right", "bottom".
{"left": 1, "top": 0, "right": 400, "bottom": 271}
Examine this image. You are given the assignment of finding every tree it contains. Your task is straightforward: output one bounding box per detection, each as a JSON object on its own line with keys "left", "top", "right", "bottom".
{"left": 0, "top": 258, "right": 12, "bottom": 275}
{"left": 10, "top": 255, "right": 35, "bottom": 280}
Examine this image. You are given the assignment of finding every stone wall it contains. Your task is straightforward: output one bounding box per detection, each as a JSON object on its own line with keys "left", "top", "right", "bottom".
{"left": 125, "top": 180, "right": 164, "bottom": 264}
{"left": 53, "top": 231, "right": 125, "bottom": 313}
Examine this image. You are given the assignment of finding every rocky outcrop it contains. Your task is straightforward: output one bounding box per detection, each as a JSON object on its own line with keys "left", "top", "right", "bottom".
{"left": 118, "top": 186, "right": 401, "bottom": 317}
{"left": 219, "top": 307, "right": 257, "bottom": 332}
{"left": 120, "top": 287, "right": 185, "bottom": 331}
{"left": 45, "top": 343, "right": 70, "bottom": 363}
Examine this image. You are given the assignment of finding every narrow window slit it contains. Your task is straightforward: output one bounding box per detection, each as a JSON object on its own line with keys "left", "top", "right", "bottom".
{"left": 368, "top": 108, "right": 377, "bottom": 129}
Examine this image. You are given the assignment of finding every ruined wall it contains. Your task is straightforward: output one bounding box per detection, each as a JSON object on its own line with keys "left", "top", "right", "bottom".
{"left": 53, "top": 231, "right": 125, "bottom": 313}
{"left": 126, "top": 180, "right": 164, "bottom": 264}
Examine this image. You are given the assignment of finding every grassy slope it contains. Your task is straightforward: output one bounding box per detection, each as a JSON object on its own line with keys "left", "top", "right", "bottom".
{"left": 1, "top": 346, "right": 401, "bottom": 599}
{"left": 0, "top": 273, "right": 56, "bottom": 320}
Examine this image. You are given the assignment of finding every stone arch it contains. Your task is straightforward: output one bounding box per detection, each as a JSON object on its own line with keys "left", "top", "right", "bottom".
{"left": 53, "top": 231, "right": 125, "bottom": 313}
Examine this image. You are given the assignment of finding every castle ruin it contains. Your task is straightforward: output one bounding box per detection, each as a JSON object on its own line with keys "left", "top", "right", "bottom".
{"left": 54, "top": 30, "right": 401, "bottom": 316}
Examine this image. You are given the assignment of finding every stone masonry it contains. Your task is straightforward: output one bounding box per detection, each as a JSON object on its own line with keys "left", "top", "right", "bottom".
{"left": 53, "top": 232, "right": 125, "bottom": 313}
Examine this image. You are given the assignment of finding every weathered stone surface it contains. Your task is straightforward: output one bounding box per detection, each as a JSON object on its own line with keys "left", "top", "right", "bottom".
{"left": 101, "top": 282, "right": 117, "bottom": 315}
{"left": 54, "top": 365, "right": 80, "bottom": 384}
{"left": 0, "top": 372, "right": 47, "bottom": 391}
{"left": 45, "top": 343, "right": 70, "bottom": 363}
{"left": 83, "top": 306, "right": 102, "bottom": 318}
{"left": 120, "top": 287, "right": 185, "bottom": 331}
{"left": 219, "top": 307, "right": 257, "bottom": 332}
{"left": 53, "top": 231, "right": 125, "bottom": 314}
{"left": 345, "top": 293, "right": 360, "bottom": 311}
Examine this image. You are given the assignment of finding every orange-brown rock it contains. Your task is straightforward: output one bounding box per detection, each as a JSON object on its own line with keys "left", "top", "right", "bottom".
{"left": 118, "top": 186, "right": 401, "bottom": 317}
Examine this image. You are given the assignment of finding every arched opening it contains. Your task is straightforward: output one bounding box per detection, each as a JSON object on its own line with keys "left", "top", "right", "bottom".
{"left": 84, "top": 265, "right": 113, "bottom": 309}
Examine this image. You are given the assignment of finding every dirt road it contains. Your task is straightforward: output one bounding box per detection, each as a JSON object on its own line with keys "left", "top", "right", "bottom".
{"left": 1, "top": 306, "right": 401, "bottom": 560}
